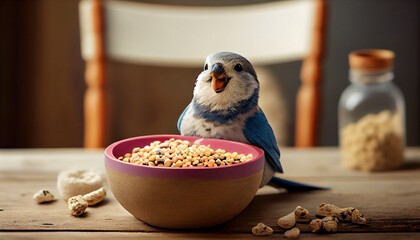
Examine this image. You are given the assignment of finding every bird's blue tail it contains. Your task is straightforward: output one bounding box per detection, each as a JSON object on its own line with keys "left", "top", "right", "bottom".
{"left": 269, "top": 176, "right": 329, "bottom": 192}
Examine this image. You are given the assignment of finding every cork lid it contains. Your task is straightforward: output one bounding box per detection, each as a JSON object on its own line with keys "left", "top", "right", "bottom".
{"left": 349, "top": 49, "right": 395, "bottom": 71}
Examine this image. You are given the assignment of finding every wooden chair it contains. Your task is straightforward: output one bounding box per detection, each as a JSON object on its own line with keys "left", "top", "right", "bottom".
{"left": 79, "top": 0, "right": 326, "bottom": 148}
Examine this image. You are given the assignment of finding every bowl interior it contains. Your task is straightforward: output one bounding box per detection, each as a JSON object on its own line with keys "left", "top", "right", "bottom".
{"left": 106, "top": 134, "right": 263, "bottom": 168}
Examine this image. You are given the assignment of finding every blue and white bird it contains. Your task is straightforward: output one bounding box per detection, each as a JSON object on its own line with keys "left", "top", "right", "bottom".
{"left": 178, "top": 52, "right": 324, "bottom": 191}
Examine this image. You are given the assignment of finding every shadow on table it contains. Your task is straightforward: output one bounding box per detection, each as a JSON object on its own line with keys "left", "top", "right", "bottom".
{"left": 400, "top": 157, "right": 420, "bottom": 171}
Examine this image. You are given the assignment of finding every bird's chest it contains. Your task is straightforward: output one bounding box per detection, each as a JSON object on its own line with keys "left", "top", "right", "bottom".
{"left": 180, "top": 110, "right": 248, "bottom": 143}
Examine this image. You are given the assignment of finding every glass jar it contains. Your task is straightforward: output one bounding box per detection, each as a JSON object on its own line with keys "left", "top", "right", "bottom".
{"left": 338, "top": 49, "right": 405, "bottom": 172}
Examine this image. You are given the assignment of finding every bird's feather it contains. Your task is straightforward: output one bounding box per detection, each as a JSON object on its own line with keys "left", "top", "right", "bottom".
{"left": 177, "top": 103, "right": 191, "bottom": 132}
{"left": 243, "top": 109, "right": 283, "bottom": 173}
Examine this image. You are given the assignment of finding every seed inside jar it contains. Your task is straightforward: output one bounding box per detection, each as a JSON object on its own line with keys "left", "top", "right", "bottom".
{"left": 118, "top": 138, "right": 253, "bottom": 168}
{"left": 340, "top": 110, "right": 404, "bottom": 171}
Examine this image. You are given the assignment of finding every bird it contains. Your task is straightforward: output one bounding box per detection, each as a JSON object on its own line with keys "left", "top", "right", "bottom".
{"left": 177, "top": 52, "right": 325, "bottom": 191}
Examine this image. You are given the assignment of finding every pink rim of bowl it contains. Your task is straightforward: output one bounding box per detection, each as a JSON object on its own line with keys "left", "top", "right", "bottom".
{"left": 104, "top": 134, "right": 265, "bottom": 180}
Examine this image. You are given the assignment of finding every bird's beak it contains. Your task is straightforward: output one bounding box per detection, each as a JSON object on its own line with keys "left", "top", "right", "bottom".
{"left": 210, "top": 63, "right": 229, "bottom": 93}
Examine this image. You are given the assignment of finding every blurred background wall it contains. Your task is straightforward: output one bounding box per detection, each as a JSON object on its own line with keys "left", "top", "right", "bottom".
{"left": 0, "top": 0, "right": 419, "bottom": 148}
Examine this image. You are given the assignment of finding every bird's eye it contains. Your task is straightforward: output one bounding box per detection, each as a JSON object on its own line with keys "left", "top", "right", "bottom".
{"left": 234, "top": 63, "right": 243, "bottom": 72}
{"left": 204, "top": 63, "right": 208, "bottom": 71}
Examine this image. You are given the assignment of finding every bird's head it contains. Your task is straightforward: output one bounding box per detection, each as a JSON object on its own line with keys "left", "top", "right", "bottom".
{"left": 193, "top": 52, "right": 259, "bottom": 111}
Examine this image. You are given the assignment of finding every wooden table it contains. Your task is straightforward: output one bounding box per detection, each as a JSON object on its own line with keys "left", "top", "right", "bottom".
{"left": 1, "top": 148, "right": 419, "bottom": 239}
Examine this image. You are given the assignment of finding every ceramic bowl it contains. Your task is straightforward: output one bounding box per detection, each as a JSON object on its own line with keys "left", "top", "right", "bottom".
{"left": 104, "top": 134, "right": 264, "bottom": 229}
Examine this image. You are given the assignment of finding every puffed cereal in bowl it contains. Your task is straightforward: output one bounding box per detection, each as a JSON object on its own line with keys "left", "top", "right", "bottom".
{"left": 105, "top": 135, "right": 264, "bottom": 229}
{"left": 117, "top": 138, "right": 254, "bottom": 168}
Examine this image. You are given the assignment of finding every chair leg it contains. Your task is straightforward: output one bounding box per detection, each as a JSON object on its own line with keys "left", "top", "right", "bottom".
{"left": 84, "top": 60, "right": 106, "bottom": 148}
{"left": 84, "top": 0, "right": 106, "bottom": 148}
{"left": 295, "top": 0, "right": 326, "bottom": 147}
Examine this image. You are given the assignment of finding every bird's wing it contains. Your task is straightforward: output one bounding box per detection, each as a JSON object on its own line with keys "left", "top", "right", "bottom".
{"left": 177, "top": 103, "right": 191, "bottom": 133}
{"left": 243, "top": 109, "right": 283, "bottom": 173}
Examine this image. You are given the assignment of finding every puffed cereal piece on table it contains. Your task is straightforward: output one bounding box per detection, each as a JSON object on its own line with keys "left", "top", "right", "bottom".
{"left": 57, "top": 169, "right": 103, "bottom": 200}
{"left": 252, "top": 222, "right": 273, "bottom": 236}
{"left": 82, "top": 187, "right": 107, "bottom": 206}
{"left": 33, "top": 189, "right": 55, "bottom": 203}
{"left": 68, "top": 195, "right": 88, "bottom": 217}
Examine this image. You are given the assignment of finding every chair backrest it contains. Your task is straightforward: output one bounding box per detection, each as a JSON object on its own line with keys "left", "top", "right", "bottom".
{"left": 79, "top": 0, "right": 326, "bottom": 148}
